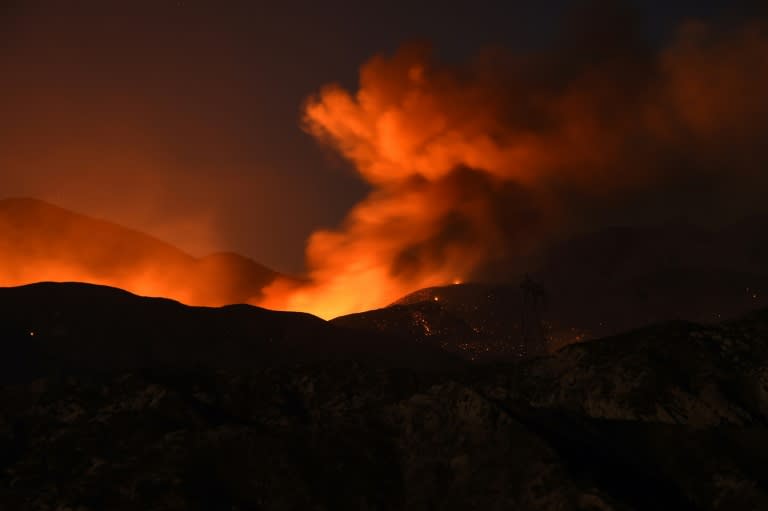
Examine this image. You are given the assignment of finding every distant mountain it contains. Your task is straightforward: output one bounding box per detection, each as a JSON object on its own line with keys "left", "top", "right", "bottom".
{"left": 334, "top": 221, "right": 768, "bottom": 361}
{"left": 529, "top": 220, "right": 768, "bottom": 340}
{"left": 0, "top": 197, "right": 282, "bottom": 306}
{"left": 0, "top": 282, "right": 461, "bottom": 383}
{"left": 532, "top": 221, "right": 768, "bottom": 295}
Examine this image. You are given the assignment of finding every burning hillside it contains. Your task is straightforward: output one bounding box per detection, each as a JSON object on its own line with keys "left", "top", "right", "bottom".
{"left": 258, "top": 19, "right": 768, "bottom": 318}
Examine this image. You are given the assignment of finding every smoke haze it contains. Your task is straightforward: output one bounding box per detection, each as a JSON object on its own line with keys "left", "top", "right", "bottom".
{"left": 259, "top": 16, "right": 768, "bottom": 318}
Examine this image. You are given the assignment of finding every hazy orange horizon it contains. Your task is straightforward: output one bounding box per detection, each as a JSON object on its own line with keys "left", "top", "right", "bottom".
{"left": 3, "top": 15, "right": 768, "bottom": 320}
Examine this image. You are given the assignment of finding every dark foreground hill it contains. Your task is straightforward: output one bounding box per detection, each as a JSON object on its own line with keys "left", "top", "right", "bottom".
{"left": 0, "top": 282, "right": 461, "bottom": 382}
{"left": 2, "top": 300, "right": 768, "bottom": 509}
{"left": 0, "top": 197, "right": 284, "bottom": 305}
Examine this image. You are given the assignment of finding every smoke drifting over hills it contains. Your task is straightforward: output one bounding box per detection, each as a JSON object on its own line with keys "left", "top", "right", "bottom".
{"left": 1, "top": 6, "right": 766, "bottom": 319}
{"left": 259, "top": 16, "right": 768, "bottom": 318}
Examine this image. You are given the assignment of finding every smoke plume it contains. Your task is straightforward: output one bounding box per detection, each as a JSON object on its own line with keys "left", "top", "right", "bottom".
{"left": 258, "top": 17, "right": 768, "bottom": 319}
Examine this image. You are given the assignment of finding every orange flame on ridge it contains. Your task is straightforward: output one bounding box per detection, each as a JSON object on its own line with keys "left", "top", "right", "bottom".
{"left": 258, "top": 20, "right": 768, "bottom": 319}
{"left": 2, "top": 19, "right": 767, "bottom": 321}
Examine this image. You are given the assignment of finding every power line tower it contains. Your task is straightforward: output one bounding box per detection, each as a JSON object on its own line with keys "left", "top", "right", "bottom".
{"left": 520, "top": 274, "right": 549, "bottom": 357}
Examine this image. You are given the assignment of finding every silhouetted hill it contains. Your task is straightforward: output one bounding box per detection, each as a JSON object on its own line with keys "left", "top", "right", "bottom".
{"left": 2, "top": 308, "right": 768, "bottom": 509}
{"left": 0, "top": 197, "right": 282, "bottom": 305}
{"left": 0, "top": 282, "right": 462, "bottom": 382}
{"left": 334, "top": 221, "right": 768, "bottom": 361}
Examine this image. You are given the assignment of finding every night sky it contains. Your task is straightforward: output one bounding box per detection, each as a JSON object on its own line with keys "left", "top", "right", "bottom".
{"left": 0, "top": 0, "right": 765, "bottom": 274}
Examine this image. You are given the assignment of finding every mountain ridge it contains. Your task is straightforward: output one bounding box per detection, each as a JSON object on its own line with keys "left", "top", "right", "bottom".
{"left": 0, "top": 197, "right": 286, "bottom": 306}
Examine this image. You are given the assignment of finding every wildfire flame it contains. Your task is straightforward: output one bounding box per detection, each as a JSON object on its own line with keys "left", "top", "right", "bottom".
{"left": 2, "top": 17, "right": 767, "bottom": 321}
{"left": 257, "top": 19, "right": 768, "bottom": 318}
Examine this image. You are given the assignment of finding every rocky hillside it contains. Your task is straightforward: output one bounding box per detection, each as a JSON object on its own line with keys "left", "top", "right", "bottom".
{"left": 2, "top": 307, "right": 768, "bottom": 509}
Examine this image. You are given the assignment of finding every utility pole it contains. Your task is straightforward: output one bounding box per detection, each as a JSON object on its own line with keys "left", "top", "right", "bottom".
{"left": 520, "top": 274, "right": 548, "bottom": 357}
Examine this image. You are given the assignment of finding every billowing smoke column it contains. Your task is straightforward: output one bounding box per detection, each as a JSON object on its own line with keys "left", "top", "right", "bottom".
{"left": 259, "top": 18, "right": 768, "bottom": 319}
